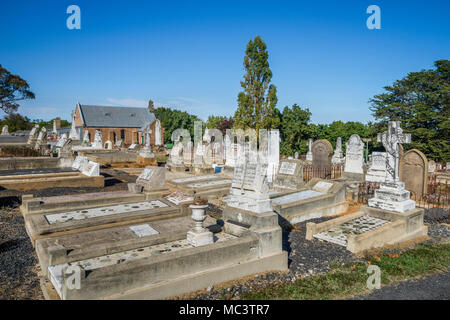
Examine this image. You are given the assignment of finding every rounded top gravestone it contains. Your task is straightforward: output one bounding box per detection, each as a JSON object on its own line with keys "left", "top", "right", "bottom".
{"left": 399, "top": 149, "right": 428, "bottom": 199}
{"left": 311, "top": 139, "right": 333, "bottom": 171}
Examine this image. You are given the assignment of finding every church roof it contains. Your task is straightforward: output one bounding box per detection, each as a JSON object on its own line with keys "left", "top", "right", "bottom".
{"left": 78, "top": 104, "right": 156, "bottom": 128}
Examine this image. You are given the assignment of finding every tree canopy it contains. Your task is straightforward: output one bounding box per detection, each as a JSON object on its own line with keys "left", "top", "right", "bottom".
{"left": 233, "top": 36, "right": 280, "bottom": 131}
{"left": 0, "top": 64, "right": 35, "bottom": 114}
{"left": 369, "top": 59, "right": 450, "bottom": 161}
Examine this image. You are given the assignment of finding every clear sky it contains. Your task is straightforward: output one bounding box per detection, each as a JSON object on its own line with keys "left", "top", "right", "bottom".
{"left": 1, "top": 0, "right": 449, "bottom": 123}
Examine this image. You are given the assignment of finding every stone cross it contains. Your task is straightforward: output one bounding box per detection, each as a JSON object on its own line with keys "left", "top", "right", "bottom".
{"left": 377, "top": 121, "right": 411, "bottom": 183}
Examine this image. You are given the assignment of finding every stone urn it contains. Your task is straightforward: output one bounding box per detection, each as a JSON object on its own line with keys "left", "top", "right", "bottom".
{"left": 187, "top": 200, "right": 214, "bottom": 247}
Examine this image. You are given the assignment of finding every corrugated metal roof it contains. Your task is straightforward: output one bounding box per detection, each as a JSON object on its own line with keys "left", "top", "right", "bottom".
{"left": 78, "top": 104, "right": 155, "bottom": 128}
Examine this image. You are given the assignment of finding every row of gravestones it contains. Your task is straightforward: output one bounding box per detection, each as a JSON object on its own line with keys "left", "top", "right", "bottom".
{"left": 307, "top": 133, "right": 432, "bottom": 199}
{"left": 308, "top": 135, "right": 365, "bottom": 175}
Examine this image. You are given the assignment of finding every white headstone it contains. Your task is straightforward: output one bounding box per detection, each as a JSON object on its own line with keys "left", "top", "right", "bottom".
{"left": 368, "top": 121, "right": 415, "bottom": 213}
{"left": 81, "top": 161, "right": 100, "bottom": 177}
{"left": 1, "top": 125, "right": 9, "bottom": 135}
{"left": 154, "top": 120, "right": 162, "bottom": 146}
{"left": 306, "top": 138, "right": 313, "bottom": 162}
{"left": 92, "top": 130, "right": 102, "bottom": 148}
{"left": 69, "top": 110, "right": 80, "bottom": 140}
{"left": 331, "top": 137, "right": 344, "bottom": 164}
{"left": 72, "top": 155, "right": 89, "bottom": 170}
{"left": 344, "top": 134, "right": 364, "bottom": 174}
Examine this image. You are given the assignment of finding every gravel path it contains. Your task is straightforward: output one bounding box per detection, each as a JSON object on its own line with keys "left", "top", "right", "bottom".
{"left": 352, "top": 270, "right": 450, "bottom": 300}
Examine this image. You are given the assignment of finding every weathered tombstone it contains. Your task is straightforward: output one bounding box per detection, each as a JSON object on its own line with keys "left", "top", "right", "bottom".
{"left": 1, "top": 125, "right": 9, "bottom": 135}
{"left": 294, "top": 152, "right": 299, "bottom": 159}
{"left": 428, "top": 160, "right": 436, "bottom": 173}
{"left": 311, "top": 139, "right": 333, "bottom": 176}
{"left": 136, "top": 166, "right": 166, "bottom": 190}
{"left": 128, "top": 143, "right": 138, "bottom": 151}
{"left": 365, "top": 152, "right": 387, "bottom": 182}
{"left": 92, "top": 130, "right": 102, "bottom": 149}
{"left": 273, "top": 159, "right": 304, "bottom": 190}
{"left": 226, "top": 158, "right": 271, "bottom": 213}
{"left": 27, "top": 124, "right": 40, "bottom": 144}
{"left": 343, "top": 134, "right": 364, "bottom": 179}
{"left": 52, "top": 120, "right": 57, "bottom": 134}
{"left": 368, "top": 121, "right": 416, "bottom": 212}
{"left": 72, "top": 155, "right": 89, "bottom": 170}
{"left": 82, "top": 130, "right": 90, "bottom": 145}
{"left": 37, "top": 127, "right": 47, "bottom": 143}
{"left": 80, "top": 161, "right": 100, "bottom": 177}
{"left": 154, "top": 119, "right": 162, "bottom": 146}
{"left": 69, "top": 111, "right": 80, "bottom": 140}
{"left": 399, "top": 149, "right": 428, "bottom": 199}
{"left": 331, "top": 137, "right": 344, "bottom": 164}
{"left": 306, "top": 138, "right": 313, "bottom": 162}
{"left": 170, "top": 140, "right": 184, "bottom": 166}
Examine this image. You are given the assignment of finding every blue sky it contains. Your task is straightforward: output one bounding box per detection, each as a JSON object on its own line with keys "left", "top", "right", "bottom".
{"left": 1, "top": 0, "right": 449, "bottom": 123}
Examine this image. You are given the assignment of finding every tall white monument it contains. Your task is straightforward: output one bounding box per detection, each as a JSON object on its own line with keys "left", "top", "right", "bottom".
{"left": 368, "top": 121, "right": 416, "bottom": 213}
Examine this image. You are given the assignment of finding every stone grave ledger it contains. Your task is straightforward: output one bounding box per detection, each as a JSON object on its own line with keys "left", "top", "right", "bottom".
{"left": 273, "top": 159, "right": 304, "bottom": 190}
{"left": 368, "top": 121, "right": 416, "bottom": 213}
{"left": 399, "top": 149, "right": 428, "bottom": 199}
{"left": 270, "top": 178, "right": 347, "bottom": 225}
{"left": 306, "top": 205, "right": 428, "bottom": 253}
{"left": 25, "top": 198, "right": 180, "bottom": 242}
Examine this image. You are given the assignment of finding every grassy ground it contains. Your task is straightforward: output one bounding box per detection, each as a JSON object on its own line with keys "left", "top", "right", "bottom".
{"left": 241, "top": 243, "right": 450, "bottom": 300}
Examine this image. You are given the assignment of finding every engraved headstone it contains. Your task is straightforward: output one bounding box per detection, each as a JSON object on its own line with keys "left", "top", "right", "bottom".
{"left": 80, "top": 161, "right": 100, "bottom": 177}
{"left": 365, "top": 152, "right": 387, "bottom": 182}
{"left": 368, "top": 121, "right": 416, "bottom": 213}
{"left": 344, "top": 134, "right": 364, "bottom": 175}
{"left": 273, "top": 159, "right": 304, "bottom": 190}
{"left": 227, "top": 158, "right": 271, "bottom": 213}
{"left": 92, "top": 130, "right": 102, "bottom": 149}
{"left": 136, "top": 166, "right": 166, "bottom": 189}
{"left": 312, "top": 139, "right": 333, "bottom": 175}
{"left": 399, "top": 149, "right": 428, "bottom": 199}
{"left": 72, "top": 155, "right": 89, "bottom": 170}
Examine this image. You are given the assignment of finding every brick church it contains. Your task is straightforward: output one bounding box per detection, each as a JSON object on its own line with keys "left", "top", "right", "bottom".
{"left": 73, "top": 101, "right": 163, "bottom": 149}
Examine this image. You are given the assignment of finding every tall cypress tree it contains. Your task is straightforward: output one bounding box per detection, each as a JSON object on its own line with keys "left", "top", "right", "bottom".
{"left": 233, "top": 36, "right": 280, "bottom": 131}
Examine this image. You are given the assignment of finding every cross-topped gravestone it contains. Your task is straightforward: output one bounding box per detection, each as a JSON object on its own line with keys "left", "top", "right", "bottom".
{"left": 377, "top": 121, "right": 411, "bottom": 184}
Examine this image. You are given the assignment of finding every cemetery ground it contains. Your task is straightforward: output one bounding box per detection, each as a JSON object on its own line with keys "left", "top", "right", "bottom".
{"left": 0, "top": 168, "right": 449, "bottom": 300}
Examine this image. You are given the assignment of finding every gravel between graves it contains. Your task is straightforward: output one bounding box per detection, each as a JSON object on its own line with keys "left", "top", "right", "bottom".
{"left": 0, "top": 170, "right": 448, "bottom": 300}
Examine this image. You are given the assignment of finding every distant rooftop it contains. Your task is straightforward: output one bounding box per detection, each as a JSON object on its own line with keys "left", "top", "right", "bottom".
{"left": 78, "top": 104, "right": 155, "bottom": 128}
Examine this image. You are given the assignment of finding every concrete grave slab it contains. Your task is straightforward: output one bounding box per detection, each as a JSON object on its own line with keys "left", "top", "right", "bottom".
{"left": 306, "top": 205, "right": 428, "bottom": 253}
{"left": 24, "top": 198, "right": 181, "bottom": 243}
{"left": 270, "top": 178, "right": 348, "bottom": 226}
